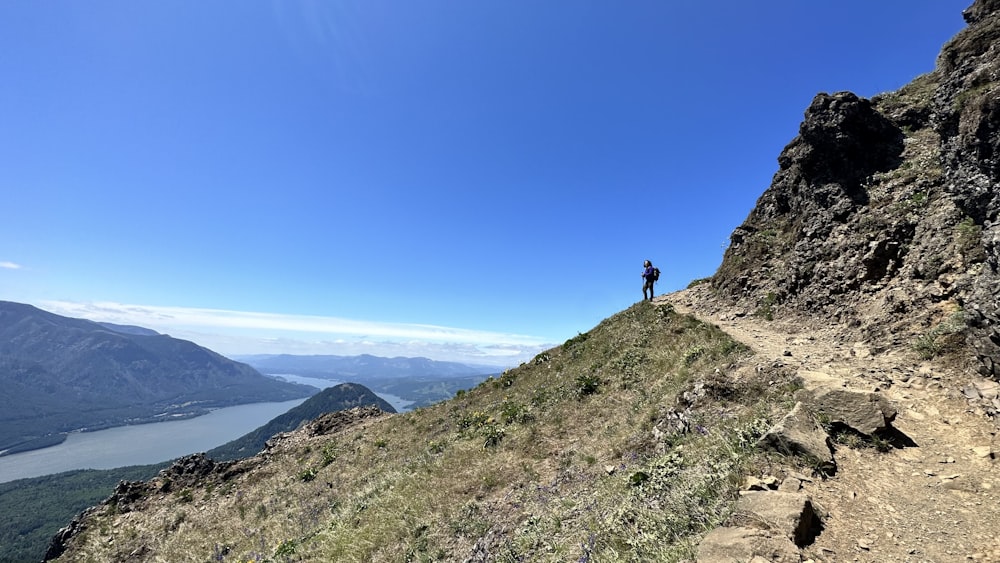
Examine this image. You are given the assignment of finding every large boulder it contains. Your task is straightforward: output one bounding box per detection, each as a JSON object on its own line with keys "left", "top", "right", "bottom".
{"left": 795, "top": 385, "right": 896, "bottom": 436}
{"left": 697, "top": 526, "right": 801, "bottom": 563}
{"left": 736, "top": 491, "right": 823, "bottom": 547}
{"left": 759, "top": 402, "right": 836, "bottom": 473}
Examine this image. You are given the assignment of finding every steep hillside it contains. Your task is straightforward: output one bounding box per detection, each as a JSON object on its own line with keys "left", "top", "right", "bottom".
{"left": 0, "top": 465, "right": 166, "bottom": 563}
{"left": 0, "top": 301, "right": 312, "bottom": 453}
{"left": 47, "top": 303, "right": 797, "bottom": 561}
{"left": 713, "top": 0, "right": 1000, "bottom": 381}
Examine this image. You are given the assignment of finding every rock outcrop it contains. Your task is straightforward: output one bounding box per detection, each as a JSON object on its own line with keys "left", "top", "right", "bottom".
{"left": 714, "top": 0, "right": 1000, "bottom": 378}
{"left": 697, "top": 488, "right": 823, "bottom": 563}
{"left": 699, "top": 369, "right": 910, "bottom": 560}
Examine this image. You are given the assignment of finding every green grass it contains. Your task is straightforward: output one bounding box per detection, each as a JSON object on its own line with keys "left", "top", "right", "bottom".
{"left": 912, "top": 308, "right": 967, "bottom": 360}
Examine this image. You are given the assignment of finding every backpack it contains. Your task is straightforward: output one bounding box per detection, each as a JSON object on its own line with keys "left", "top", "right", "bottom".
{"left": 652, "top": 267, "right": 660, "bottom": 281}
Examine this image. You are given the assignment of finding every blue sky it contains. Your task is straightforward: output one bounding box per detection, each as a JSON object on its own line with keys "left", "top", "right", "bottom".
{"left": 0, "top": 1, "right": 971, "bottom": 367}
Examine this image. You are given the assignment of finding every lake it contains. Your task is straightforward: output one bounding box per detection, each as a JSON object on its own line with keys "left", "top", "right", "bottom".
{"left": 0, "top": 375, "right": 413, "bottom": 484}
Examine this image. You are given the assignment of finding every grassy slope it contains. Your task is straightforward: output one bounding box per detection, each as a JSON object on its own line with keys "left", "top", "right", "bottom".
{"left": 60, "top": 303, "right": 803, "bottom": 562}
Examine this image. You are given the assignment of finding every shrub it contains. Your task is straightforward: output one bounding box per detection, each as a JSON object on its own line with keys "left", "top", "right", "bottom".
{"left": 298, "top": 468, "right": 318, "bottom": 482}
{"left": 574, "top": 373, "right": 601, "bottom": 397}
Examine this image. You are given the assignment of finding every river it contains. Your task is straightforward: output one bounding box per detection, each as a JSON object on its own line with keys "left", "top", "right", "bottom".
{"left": 0, "top": 375, "right": 413, "bottom": 484}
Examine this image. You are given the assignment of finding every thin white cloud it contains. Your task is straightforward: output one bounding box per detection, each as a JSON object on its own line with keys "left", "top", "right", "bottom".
{"left": 0, "top": 261, "right": 22, "bottom": 270}
{"left": 38, "top": 300, "right": 553, "bottom": 367}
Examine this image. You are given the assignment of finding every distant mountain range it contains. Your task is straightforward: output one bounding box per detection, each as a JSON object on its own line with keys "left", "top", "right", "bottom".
{"left": 239, "top": 353, "right": 498, "bottom": 409}
{"left": 236, "top": 353, "right": 495, "bottom": 379}
{"left": 0, "top": 301, "right": 313, "bottom": 455}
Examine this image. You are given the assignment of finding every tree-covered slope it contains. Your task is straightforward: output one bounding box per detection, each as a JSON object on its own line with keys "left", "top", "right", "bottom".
{"left": 0, "top": 301, "right": 312, "bottom": 453}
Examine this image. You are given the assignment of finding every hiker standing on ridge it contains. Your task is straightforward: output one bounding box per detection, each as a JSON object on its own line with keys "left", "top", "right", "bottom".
{"left": 642, "top": 260, "right": 657, "bottom": 301}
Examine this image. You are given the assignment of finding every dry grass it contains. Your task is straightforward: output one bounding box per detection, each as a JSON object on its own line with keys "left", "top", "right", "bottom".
{"left": 61, "top": 303, "right": 802, "bottom": 563}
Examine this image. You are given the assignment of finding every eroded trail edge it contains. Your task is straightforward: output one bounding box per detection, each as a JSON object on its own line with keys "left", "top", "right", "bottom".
{"left": 662, "top": 287, "right": 1000, "bottom": 562}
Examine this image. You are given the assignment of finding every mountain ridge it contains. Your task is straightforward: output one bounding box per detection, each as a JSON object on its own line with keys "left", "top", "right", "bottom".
{"left": 237, "top": 353, "right": 496, "bottom": 379}
{"left": 43, "top": 1, "right": 1000, "bottom": 560}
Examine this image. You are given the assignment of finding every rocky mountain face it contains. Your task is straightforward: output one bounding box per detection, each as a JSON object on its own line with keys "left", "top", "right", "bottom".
{"left": 0, "top": 301, "right": 312, "bottom": 453}
{"left": 714, "top": 0, "right": 1000, "bottom": 378}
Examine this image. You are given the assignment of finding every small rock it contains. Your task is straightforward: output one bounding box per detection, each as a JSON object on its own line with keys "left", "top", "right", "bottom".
{"left": 761, "top": 475, "right": 779, "bottom": 488}
{"left": 778, "top": 477, "right": 802, "bottom": 492}
{"left": 972, "top": 446, "right": 993, "bottom": 458}
{"left": 743, "top": 476, "right": 769, "bottom": 491}
{"left": 963, "top": 385, "right": 982, "bottom": 400}
{"left": 789, "top": 472, "right": 813, "bottom": 483}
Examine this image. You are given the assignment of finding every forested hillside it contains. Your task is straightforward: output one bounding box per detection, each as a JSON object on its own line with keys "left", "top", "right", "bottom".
{"left": 0, "top": 301, "right": 312, "bottom": 454}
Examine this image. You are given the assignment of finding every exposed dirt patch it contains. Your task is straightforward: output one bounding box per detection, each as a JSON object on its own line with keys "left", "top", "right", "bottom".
{"left": 663, "top": 285, "right": 1000, "bottom": 562}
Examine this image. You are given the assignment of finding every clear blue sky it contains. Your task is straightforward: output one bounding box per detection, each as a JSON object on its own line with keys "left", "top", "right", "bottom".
{"left": 0, "top": 1, "right": 971, "bottom": 367}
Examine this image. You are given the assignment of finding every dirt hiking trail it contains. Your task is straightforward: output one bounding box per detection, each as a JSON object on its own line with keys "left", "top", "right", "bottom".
{"left": 662, "top": 287, "right": 1000, "bottom": 562}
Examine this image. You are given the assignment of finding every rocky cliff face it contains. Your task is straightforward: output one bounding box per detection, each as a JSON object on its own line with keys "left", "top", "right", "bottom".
{"left": 714, "top": 0, "right": 1000, "bottom": 378}
{"left": 937, "top": 0, "right": 1000, "bottom": 376}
